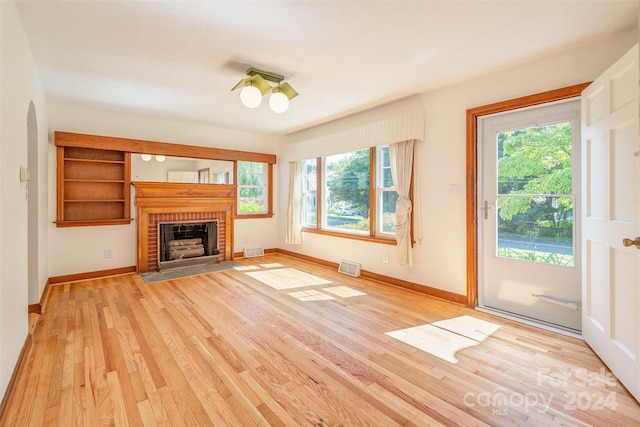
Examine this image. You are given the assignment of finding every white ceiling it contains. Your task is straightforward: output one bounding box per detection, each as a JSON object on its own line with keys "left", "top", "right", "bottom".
{"left": 16, "top": 0, "right": 638, "bottom": 136}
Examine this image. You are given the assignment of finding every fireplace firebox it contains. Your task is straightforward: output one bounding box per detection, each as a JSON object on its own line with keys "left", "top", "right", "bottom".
{"left": 158, "top": 220, "right": 219, "bottom": 270}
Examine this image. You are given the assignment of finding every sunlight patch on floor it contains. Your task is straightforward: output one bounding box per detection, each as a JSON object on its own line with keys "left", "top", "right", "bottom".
{"left": 287, "top": 289, "right": 335, "bottom": 301}
{"left": 432, "top": 315, "right": 501, "bottom": 341}
{"left": 386, "top": 316, "right": 500, "bottom": 364}
{"left": 286, "top": 285, "right": 367, "bottom": 301}
{"left": 233, "top": 265, "right": 261, "bottom": 271}
{"left": 242, "top": 265, "right": 367, "bottom": 302}
{"left": 259, "top": 263, "right": 285, "bottom": 269}
{"left": 323, "top": 286, "right": 366, "bottom": 298}
{"left": 245, "top": 268, "right": 333, "bottom": 290}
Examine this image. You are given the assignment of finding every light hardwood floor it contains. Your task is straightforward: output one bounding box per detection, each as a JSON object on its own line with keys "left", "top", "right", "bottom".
{"left": 2, "top": 253, "right": 639, "bottom": 426}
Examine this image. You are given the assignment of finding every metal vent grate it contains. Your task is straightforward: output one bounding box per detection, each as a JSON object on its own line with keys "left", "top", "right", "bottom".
{"left": 243, "top": 247, "right": 265, "bottom": 258}
{"left": 338, "top": 260, "right": 361, "bottom": 277}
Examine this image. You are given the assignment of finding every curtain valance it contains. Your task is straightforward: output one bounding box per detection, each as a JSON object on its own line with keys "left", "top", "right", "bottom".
{"left": 287, "top": 109, "right": 425, "bottom": 159}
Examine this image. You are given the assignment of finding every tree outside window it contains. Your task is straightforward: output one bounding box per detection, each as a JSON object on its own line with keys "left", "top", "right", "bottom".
{"left": 302, "top": 145, "right": 405, "bottom": 239}
{"left": 238, "top": 161, "right": 267, "bottom": 214}
{"left": 497, "top": 122, "right": 574, "bottom": 265}
{"left": 324, "top": 149, "right": 370, "bottom": 233}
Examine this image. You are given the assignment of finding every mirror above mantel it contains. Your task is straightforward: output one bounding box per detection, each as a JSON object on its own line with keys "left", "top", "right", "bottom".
{"left": 131, "top": 154, "right": 234, "bottom": 184}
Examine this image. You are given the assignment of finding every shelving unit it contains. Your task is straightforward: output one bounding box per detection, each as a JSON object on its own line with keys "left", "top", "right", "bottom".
{"left": 56, "top": 146, "right": 131, "bottom": 227}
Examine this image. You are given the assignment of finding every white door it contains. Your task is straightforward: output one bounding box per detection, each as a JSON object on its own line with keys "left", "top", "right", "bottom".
{"left": 582, "top": 44, "right": 640, "bottom": 402}
{"left": 479, "top": 100, "right": 582, "bottom": 332}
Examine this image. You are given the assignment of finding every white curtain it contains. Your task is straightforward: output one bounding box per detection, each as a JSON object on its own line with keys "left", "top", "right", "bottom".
{"left": 389, "top": 140, "right": 415, "bottom": 266}
{"left": 285, "top": 160, "right": 303, "bottom": 245}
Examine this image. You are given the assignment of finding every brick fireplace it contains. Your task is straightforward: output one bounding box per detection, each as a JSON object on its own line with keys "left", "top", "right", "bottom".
{"left": 132, "top": 182, "right": 235, "bottom": 273}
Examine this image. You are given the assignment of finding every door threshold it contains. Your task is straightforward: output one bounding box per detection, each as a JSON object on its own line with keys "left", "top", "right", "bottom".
{"left": 475, "top": 306, "right": 582, "bottom": 339}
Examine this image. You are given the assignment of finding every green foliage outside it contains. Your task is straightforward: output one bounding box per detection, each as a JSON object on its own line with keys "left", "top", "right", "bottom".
{"left": 497, "top": 123, "right": 573, "bottom": 237}
{"left": 238, "top": 161, "right": 266, "bottom": 213}
{"left": 498, "top": 246, "right": 574, "bottom": 266}
{"left": 326, "top": 150, "right": 370, "bottom": 219}
{"left": 382, "top": 212, "right": 396, "bottom": 234}
{"left": 324, "top": 148, "right": 398, "bottom": 233}
{"left": 239, "top": 200, "right": 264, "bottom": 212}
{"left": 335, "top": 217, "right": 370, "bottom": 231}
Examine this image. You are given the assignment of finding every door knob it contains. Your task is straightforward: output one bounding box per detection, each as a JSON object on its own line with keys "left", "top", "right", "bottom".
{"left": 622, "top": 237, "right": 640, "bottom": 249}
{"left": 482, "top": 200, "right": 494, "bottom": 220}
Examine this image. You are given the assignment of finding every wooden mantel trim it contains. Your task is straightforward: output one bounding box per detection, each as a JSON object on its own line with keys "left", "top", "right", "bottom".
{"left": 132, "top": 182, "right": 235, "bottom": 200}
{"left": 55, "top": 131, "right": 276, "bottom": 164}
{"left": 133, "top": 182, "right": 236, "bottom": 273}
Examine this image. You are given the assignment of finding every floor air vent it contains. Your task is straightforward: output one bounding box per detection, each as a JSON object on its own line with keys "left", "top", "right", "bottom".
{"left": 243, "top": 247, "right": 265, "bottom": 258}
{"left": 338, "top": 260, "right": 361, "bottom": 277}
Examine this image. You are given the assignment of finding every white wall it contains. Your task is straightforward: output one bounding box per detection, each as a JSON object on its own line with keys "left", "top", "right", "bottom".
{"left": 277, "top": 29, "right": 637, "bottom": 297}
{"left": 0, "top": 0, "right": 48, "bottom": 400}
{"left": 48, "top": 103, "right": 278, "bottom": 277}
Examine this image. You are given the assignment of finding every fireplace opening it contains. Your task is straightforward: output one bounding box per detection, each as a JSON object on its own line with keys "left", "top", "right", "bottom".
{"left": 158, "top": 220, "right": 219, "bottom": 270}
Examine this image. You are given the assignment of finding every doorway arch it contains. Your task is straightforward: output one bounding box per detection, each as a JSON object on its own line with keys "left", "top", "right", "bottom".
{"left": 27, "top": 101, "right": 39, "bottom": 306}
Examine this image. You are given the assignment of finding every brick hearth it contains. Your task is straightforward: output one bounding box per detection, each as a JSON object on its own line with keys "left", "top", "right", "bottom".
{"left": 147, "top": 212, "right": 226, "bottom": 272}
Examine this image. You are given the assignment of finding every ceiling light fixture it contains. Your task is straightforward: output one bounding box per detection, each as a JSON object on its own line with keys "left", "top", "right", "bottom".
{"left": 140, "top": 154, "right": 166, "bottom": 162}
{"left": 231, "top": 67, "right": 298, "bottom": 113}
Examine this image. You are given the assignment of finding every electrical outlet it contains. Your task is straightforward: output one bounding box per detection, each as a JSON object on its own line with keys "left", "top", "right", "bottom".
{"left": 104, "top": 249, "right": 113, "bottom": 259}
{"left": 382, "top": 254, "right": 389, "bottom": 264}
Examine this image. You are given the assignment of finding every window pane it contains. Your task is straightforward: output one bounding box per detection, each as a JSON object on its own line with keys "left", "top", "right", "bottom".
{"left": 379, "top": 146, "right": 394, "bottom": 187}
{"left": 324, "top": 149, "right": 370, "bottom": 233}
{"left": 238, "top": 161, "right": 267, "bottom": 214}
{"left": 495, "top": 122, "right": 574, "bottom": 266}
{"left": 382, "top": 167, "right": 393, "bottom": 188}
{"left": 239, "top": 187, "right": 265, "bottom": 212}
{"left": 498, "top": 122, "right": 572, "bottom": 196}
{"left": 381, "top": 146, "right": 390, "bottom": 168}
{"left": 302, "top": 159, "right": 317, "bottom": 226}
{"left": 497, "top": 195, "right": 574, "bottom": 266}
{"left": 381, "top": 190, "right": 398, "bottom": 234}
{"left": 303, "top": 192, "right": 316, "bottom": 225}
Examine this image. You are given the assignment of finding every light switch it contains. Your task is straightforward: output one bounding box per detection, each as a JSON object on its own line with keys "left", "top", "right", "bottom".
{"left": 19, "top": 167, "right": 30, "bottom": 182}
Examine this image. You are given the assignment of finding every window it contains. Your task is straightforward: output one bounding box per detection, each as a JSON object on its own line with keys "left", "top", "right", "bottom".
{"left": 238, "top": 161, "right": 268, "bottom": 215}
{"left": 302, "top": 145, "right": 404, "bottom": 241}
{"left": 324, "top": 149, "right": 370, "bottom": 233}
{"left": 302, "top": 158, "right": 317, "bottom": 226}
{"left": 378, "top": 146, "right": 398, "bottom": 235}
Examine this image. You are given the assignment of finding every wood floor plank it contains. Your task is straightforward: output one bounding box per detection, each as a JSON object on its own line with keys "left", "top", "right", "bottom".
{"left": 106, "top": 371, "right": 130, "bottom": 426}
{"left": 4, "top": 253, "right": 640, "bottom": 426}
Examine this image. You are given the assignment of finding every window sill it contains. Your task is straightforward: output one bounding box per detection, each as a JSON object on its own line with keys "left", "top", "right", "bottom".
{"left": 235, "top": 213, "right": 275, "bottom": 220}
{"left": 302, "top": 227, "right": 396, "bottom": 245}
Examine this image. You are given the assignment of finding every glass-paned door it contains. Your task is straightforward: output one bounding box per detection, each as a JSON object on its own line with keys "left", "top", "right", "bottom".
{"left": 479, "top": 100, "right": 582, "bottom": 332}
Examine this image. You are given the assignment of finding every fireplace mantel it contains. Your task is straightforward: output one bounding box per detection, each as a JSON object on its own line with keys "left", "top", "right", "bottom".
{"left": 132, "top": 182, "right": 235, "bottom": 272}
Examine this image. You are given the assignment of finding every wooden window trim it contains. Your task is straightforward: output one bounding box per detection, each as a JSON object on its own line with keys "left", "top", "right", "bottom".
{"left": 465, "top": 82, "right": 590, "bottom": 307}
{"left": 235, "top": 162, "right": 274, "bottom": 219}
{"left": 302, "top": 227, "right": 397, "bottom": 245}
{"left": 368, "top": 147, "right": 377, "bottom": 238}
{"left": 303, "top": 145, "right": 410, "bottom": 244}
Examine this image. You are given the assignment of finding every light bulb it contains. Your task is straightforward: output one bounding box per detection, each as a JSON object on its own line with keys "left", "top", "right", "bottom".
{"left": 240, "top": 85, "right": 262, "bottom": 108}
{"left": 269, "top": 91, "right": 289, "bottom": 113}
{"left": 141, "top": 154, "right": 152, "bottom": 161}
{"left": 155, "top": 155, "right": 166, "bottom": 162}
